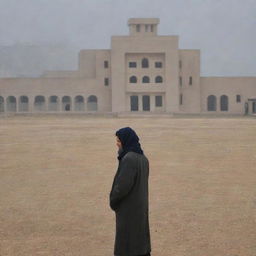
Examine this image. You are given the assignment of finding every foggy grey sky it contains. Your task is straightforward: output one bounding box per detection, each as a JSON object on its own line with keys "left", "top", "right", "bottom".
{"left": 0, "top": 0, "right": 255, "bottom": 76}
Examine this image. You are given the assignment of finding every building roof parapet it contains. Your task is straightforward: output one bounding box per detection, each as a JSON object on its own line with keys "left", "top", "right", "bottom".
{"left": 128, "top": 18, "right": 159, "bottom": 25}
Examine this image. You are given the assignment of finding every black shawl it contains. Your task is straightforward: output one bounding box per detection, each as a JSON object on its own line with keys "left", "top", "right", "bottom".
{"left": 115, "top": 127, "right": 144, "bottom": 161}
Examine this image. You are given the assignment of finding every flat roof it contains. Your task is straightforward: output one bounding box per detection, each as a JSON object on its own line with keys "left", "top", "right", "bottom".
{"left": 128, "top": 18, "right": 160, "bottom": 25}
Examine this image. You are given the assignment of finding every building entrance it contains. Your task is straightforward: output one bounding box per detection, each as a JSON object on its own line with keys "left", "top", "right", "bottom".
{"left": 142, "top": 95, "right": 150, "bottom": 111}
{"left": 253, "top": 102, "right": 256, "bottom": 113}
{"left": 65, "top": 104, "right": 70, "bottom": 111}
{"left": 130, "top": 96, "right": 138, "bottom": 111}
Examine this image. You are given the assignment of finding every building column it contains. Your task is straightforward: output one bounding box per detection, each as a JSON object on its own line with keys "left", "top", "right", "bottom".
{"left": 4, "top": 99, "right": 7, "bottom": 113}
{"left": 127, "top": 95, "right": 131, "bottom": 112}
{"left": 29, "top": 97, "right": 34, "bottom": 113}
{"left": 57, "top": 97, "right": 61, "bottom": 112}
{"left": 138, "top": 94, "right": 143, "bottom": 111}
{"left": 16, "top": 97, "right": 20, "bottom": 113}
{"left": 46, "top": 97, "right": 49, "bottom": 112}
{"left": 70, "top": 98, "right": 73, "bottom": 112}
{"left": 150, "top": 94, "right": 155, "bottom": 112}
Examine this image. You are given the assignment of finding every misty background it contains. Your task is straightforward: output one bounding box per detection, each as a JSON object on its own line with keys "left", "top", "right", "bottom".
{"left": 0, "top": 0, "right": 255, "bottom": 78}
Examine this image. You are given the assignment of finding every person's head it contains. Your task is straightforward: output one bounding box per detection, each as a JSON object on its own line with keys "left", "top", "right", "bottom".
{"left": 115, "top": 127, "right": 144, "bottom": 160}
{"left": 115, "top": 127, "right": 140, "bottom": 149}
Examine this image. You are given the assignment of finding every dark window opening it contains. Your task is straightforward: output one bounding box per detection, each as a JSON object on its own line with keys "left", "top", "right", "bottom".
{"left": 155, "top": 76, "right": 163, "bottom": 83}
{"left": 155, "top": 96, "right": 162, "bottom": 107}
{"left": 104, "top": 78, "right": 109, "bottom": 86}
{"left": 104, "top": 61, "right": 108, "bottom": 68}
{"left": 207, "top": 95, "right": 216, "bottom": 111}
{"left": 65, "top": 104, "right": 70, "bottom": 111}
{"left": 130, "top": 76, "right": 137, "bottom": 83}
{"left": 236, "top": 95, "right": 241, "bottom": 102}
{"left": 142, "top": 95, "right": 150, "bottom": 111}
{"left": 180, "top": 94, "right": 183, "bottom": 105}
{"left": 179, "top": 76, "right": 182, "bottom": 87}
{"left": 35, "top": 96, "right": 45, "bottom": 103}
{"left": 49, "top": 96, "right": 58, "bottom": 103}
{"left": 142, "top": 58, "right": 149, "bottom": 68}
{"left": 129, "top": 62, "right": 137, "bottom": 68}
{"left": 75, "top": 95, "right": 84, "bottom": 103}
{"left": 130, "top": 96, "right": 138, "bottom": 111}
{"left": 220, "top": 95, "right": 228, "bottom": 111}
{"left": 155, "top": 62, "right": 162, "bottom": 68}
{"left": 189, "top": 76, "right": 193, "bottom": 85}
{"left": 20, "top": 96, "right": 28, "bottom": 103}
{"left": 179, "top": 60, "right": 182, "bottom": 69}
{"left": 0, "top": 96, "right": 4, "bottom": 112}
{"left": 136, "top": 24, "right": 140, "bottom": 32}
{"left": 19, "top": 96, "right": 29, "bottom": 112}
{"left": 142, "top": 76, "right": 150, "bottom": 83}
{"left": 253, "top": 102, "right": 256, "bottom": 113}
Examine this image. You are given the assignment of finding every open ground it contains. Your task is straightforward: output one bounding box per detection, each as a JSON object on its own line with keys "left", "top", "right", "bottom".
{"left": 0, "top": 115, "right": 255, "bottom": 256}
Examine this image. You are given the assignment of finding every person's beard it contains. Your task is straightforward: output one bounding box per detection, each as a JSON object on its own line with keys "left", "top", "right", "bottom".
{"left": 118, "top": 147, "right": 123, "bottom": 155}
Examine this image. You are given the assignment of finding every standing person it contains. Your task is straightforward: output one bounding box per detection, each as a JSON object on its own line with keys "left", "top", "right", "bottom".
{"left": 109, "top": 127, "right": 151, "bottom": 256}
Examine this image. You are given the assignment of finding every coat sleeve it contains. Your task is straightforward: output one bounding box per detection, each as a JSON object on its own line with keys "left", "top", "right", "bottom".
{"left": 109, "top": 156, "right": 137, "bottom": 211}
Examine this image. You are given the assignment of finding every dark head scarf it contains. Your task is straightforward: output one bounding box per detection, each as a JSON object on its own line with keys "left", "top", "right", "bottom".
{"left": 115, "top": 127, "right": 144, "bottom": 161}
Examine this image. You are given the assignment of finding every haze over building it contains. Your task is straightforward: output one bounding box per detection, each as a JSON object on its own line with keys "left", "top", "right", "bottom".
{"left": 0, "top": 18, "right": 255, "bottom": 115}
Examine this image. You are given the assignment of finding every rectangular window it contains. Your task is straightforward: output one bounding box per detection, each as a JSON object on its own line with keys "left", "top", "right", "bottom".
{"left": 155, "top": 96, "right": 163, "bottom": 107}
{"left": 130, "top": 95, "right": 139, "bottom": 111}
{"left": 136, "top": 24, "right": 140, "bottom": 32}
{"left": 180, "top": 94, "right": 183, "bottom": 105}
{"left": 179, "top": 76, "right": 182, "bottom": 87}
{"left": 129, "top": 62, "right": 137, "bottom": 68}
{"left": 104, "top": 78, "right": 109, "bottom": 86}
{"left": 179, "top": 60, "right": 182, "bottom": 69}
{"left": 150, "top": 25, "right": 154, "bottom": 32}
{"left": 189, "top": 76, "right": 192, "bottom": 85}
{"left": 155, "top": 62, "right": 162, "bottom": 68}
{"left": 104, "top": 61, "right": 108, "bottom": 68}
{"left": 236, "top": 95, "right": 241, "bottom": 102}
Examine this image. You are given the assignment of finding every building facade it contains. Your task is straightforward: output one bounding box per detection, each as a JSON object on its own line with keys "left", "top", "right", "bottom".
{"left": 0, "top": 18, "right": 256, "bottom": 115}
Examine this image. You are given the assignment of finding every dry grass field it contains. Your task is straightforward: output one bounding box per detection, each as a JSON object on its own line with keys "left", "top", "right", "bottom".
{"left": 0, "top": 115, "right": 255, "bottom": 256}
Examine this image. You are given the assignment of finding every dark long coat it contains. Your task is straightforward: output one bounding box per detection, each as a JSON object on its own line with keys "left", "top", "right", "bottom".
{"left": 109, "top": 151, "right": 151, "bottom": 256}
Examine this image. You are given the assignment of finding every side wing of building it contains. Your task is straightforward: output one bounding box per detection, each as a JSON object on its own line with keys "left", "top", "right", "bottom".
{"left": 200, "top": 77, "right": 256, "bottom": 115}
{"left": 0, "top": 49, "right": 112, "bottom": 113}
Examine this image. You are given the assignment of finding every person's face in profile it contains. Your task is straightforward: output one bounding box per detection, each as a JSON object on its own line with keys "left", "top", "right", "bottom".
{"left": 116, "top": 136, "right": 122, "bottom": 149}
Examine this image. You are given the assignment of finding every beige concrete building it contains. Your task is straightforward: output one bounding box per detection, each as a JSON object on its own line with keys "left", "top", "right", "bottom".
{"left": 0, "top": 18, "right": 256, "bottom": 115}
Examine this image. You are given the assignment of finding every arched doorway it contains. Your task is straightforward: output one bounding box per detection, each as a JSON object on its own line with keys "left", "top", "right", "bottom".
{"left": 7, "top": 96, "right": 17, "bottom": 112}
{"left": 34, "top": 95, "right": 46, "bottom": 111}
{"left": 87, "top": 95, "right": 97, "bottom": 111}
{"left": 19, "top": 96, "right": 29, "bottom": 112}
{"left": 220, "top": 95, "right": 228, "bottom": 111}
{"left": 49, "top": 96, "right": 58, "bottom": 111}
{"left": 62, "top": 96, "right": 71, "bottom": 111}
{"left": 74, "top": 95, "right": 85, "bottom": 111}
{"left": 253, "top": 102, "right": 256, "bottom": 113}
{"left": 0, "top": 96, "right": 4, "bottom": 112}
{"left": 207, "top": 95, "right": 216, "bottom": 111}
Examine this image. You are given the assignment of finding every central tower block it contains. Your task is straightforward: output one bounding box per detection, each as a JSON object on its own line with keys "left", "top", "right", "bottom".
{"left": 128, "top": 18, "right": 159, "bottom": 36}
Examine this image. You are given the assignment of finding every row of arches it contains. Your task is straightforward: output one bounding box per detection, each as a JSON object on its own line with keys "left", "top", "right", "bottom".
{"left": 129, "top": 76, "right": 163, "bottom": 84}
{"left": 207, "top": 95, "right": 228, "bottom": 111}
{"left": 0, "top": 95, "right": 98, "bottom": 112}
